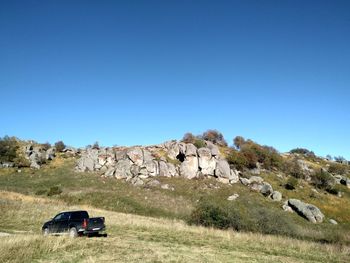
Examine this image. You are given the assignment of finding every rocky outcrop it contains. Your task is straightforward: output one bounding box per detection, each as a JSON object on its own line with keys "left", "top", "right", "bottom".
{"left": 287, "top": 199, "right": 324, "bottom": 223}
{"left": 75, "top": 140, "right": 238, "bottom": 185}
{"left": 24, "top": 145, "right": 56, "bottom": 169}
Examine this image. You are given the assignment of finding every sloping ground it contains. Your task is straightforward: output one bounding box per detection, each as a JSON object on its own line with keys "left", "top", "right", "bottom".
{"left": 1, "top": 157, "right": 350, "bottom": 244}
{"left": 0, "top": 191, "right": 349, "bottom": 263}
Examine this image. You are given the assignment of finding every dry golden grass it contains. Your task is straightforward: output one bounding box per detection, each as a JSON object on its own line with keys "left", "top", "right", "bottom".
{"left": 1, "top": 191, "right": 349, "bottom": 263}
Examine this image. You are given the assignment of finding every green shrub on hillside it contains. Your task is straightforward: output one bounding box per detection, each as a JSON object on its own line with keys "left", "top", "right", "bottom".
{"left": 311, "top": 169, "right": 335, "bottom": 190}
{"left": 200, "top": 129, "right": 227, "bottom": 146}
{"left": 285, "top": 177, "right": 299, "bottom": 190}
{"left": 47, "top": 186, "right": 63, "bottom": 196}
{"left": 328, "top": 163, "right": 348, "bottom": 175}
{"left": 188, "top": 199, "right": 299, "bottom": 237}
{"left": 283, "top": 158, "right": 305, "bottom": 179}
{"left": 290, "top": 148, "right": 316, "bottom": 157}
{"left": 54, "top": 141, "right": 65, "bottom": 152}
{"left": 0, "top": 136, "right": 18, "bottom": 163}
{"left": 227, "top": 139, "right": 283, "bottom": 171}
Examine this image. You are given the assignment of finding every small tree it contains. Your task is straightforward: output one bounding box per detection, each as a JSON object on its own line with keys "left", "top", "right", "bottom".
{"left": 54, "top": 141, "right": 65, "bottom": 152}
{"left": 182, "top": 132, "right": 196, "bottom": 144}
{"left": 92, "top": 141, "right": 100, "bottom": 149}
{"left": 233, "top": 136, "right": 245, "bottom": 149}
{"left": 41, "top": 142, "right": 51, "bottom": 151}
{"left": 201, "top": 129, "right": 227, "bottom": 146}
{"left": 0, "top": 136, "right": 18, "bottom": 163}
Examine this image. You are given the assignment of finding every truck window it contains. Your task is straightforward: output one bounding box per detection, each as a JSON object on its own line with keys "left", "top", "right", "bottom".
{"left": 70, "top": 211, "right": 89, "bottom": 220}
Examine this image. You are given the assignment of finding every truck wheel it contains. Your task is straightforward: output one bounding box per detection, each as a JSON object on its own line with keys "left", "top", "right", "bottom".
{"left": 42, "top": 228, "right": 49, "bottom": 236}
{"left": 69, "top": 227, "right": 78, "bottom": 238}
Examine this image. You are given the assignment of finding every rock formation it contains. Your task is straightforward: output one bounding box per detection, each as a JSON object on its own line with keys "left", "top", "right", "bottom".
{"left": 75, "top": 140, "right": 240, "bottom": 185}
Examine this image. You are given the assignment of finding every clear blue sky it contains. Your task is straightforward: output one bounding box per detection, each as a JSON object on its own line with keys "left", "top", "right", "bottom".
{"left": 0, "top": 0, "right": 349, "bottom": 159}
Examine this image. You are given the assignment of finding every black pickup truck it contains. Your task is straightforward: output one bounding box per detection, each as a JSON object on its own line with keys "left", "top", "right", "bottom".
{"left": 42, "top": 210, "right": 106, "bottom": 237}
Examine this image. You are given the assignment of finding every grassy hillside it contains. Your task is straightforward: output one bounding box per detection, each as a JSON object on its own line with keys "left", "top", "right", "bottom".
{"left": 1, "top": 191, "right": 349, "bottom": 263}
{"left": 1, "top": 157, "right": 350, "bottom": 238}
{"left": 1, "top": 155, "right": 350, "bottom": 262}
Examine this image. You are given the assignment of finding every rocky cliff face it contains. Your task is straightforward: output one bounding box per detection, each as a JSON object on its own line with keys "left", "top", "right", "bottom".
{"left": 75, "top": 140, "right": 240, "bottom": 185}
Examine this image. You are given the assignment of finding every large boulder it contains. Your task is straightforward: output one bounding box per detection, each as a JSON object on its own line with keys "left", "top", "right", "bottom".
{"left": 197, "top": 148, "right": 216, "bottom": 176}
{"left": 180, "top": 156, "right": 199, "bottom": 179}
{"left": 185, "top": 144, "right": 197, "bottom": 156}
{"left": 144, "top": 160, "right": 158, "bottom": 176}
{"left": 127, "top": 148, "right": 143, "bottom": 166}
{"left": 229, "top": 169, "right": 240, "bottom": 184}
{"left": 260, "top": 182, "right": 273, "bottom": 196}
{"left": 288, "top": 199, "right": 324, "bottom": 223}
{"left": 271, "top": 191, "right": 282, "bottom": 201}
{"left": 164, "top": 141, "right": 180, "bottom": 160}
{"left": 205, "top": 141, "right": 220, "bottom": 157}
{"left": 114, "top": 159, "right": 133, "bottom": 179}
{"left": 215, "top": 160, "right": 230, "bottom": 178}
{"left": 159, "top": 161, "right": 170, "bottom": 177}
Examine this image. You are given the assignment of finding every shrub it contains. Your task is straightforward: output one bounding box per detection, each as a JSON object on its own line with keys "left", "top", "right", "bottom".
{"left": 182, "top": 132, "right": 196, "bottom": 144}
{"left": 193, "top": 139, "right": 206, "bottom": 149}
{"left": 47, "top": 186, "right": 63, "bottom": 196}
{"left": 0, "top": 136, "right": 19, "bottom": 163}
{"left": 200, "top": 129, "right": 227, "bottom": 146}
{"left": 290, "top": 148, "right": 316, "bottom": 157}
{"left": 233, "top": 136, "right": 245, "bottom": 149}
{"left": 188, "top": 199, "right": 299, "bottom": 237}
{"left": 54, "top": 141, "right": 65, "bottom": 152}
{"left": 328, "top": 163, "right": 348, "bottom": 175}
{"left": 283, "top": 158, "right": 305, "bottom": 179}
{"left": 311, "top": 169, "right": 335, "bottom": 190}
{"left": 92, "top": 141, "right": 100, "bottom": 149}
{"left": 285, "top": 177, "right": 298, "bottom": 190}
{"left": 41, "top": 142, "right": 51, "bottom": 151}
{"left": 35, "top": 189, "right": 47, "bottom": 196}
{"left": 227, "top": 150, "right": 249, "bottom": 170}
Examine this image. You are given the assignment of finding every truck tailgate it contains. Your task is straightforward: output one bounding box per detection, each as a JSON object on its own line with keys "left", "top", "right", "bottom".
{"left": 87, "top": 217, "right": 105, "bottom": 231}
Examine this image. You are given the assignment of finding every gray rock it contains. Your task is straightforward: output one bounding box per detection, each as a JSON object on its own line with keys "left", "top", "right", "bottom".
{"left": 271, "top": 191, "right": 282, "bottom": 201}
{"left": 159, "top": 161, "right": 170, "bottom": 177}
{"left": 164, "top": 141, "right": 180, "bottom": 160}
{"left": 185, "top": 144, "right": 197, "bottom": 156}
{"left": 329, "top": 219, "right": 338, "bottom": 225}
{"left": 46, "top": 148, "right": 56, "bottom": 160}
{"left": 180, "top": 156, "right": 198, "bottom": 179}
{"left": 114, "top": 159, "right": 132, "bottom": 179}
{"left": 197, "top": 148, "right": 216, "bottom": 176}
{"left": 288, "top": 199, "right": 324, "bottom": 223}
{"left": 229, "top": 169, "right": 240, "bottom": 184}
{"left": 130, "top": 164, "right": 140, "bottom": 177}
{"left": 143, "top": 150, "right": 154, "bottom": 163}
{"left": 249, "top": 176, "right": 264, "bottom": 184}
{"left": 131, "top": 177, "right": 144, "bottom": 186}
{"left": 215, "top": 160, "right": 231, "bottom": 178}
{"left": 167, "top": 163, "right": 178, "bottom": 177}
{"left": 161, "top": 184, "right": 174, "bottom": 190}
{"left": 205, "top": 141, "right": 219, "bottom": 157}
{"left": 138, "top": 167, "right": 149, "bottom": 178}
{"left": 217, "top": 177, "right": 230, "bottom": 184}
{"left": 144, "top": 160, "right": 158, "bottom": 176}
{"left": 147, "top": 179, "right": 161, "bottom": 187}
{"left": 227, "top": 194, "right": 239, "bottom": 201}
{"left": 250, "top": 183, "right": 263, "bottom": 192}
{"left": 282, "top": 203, "right": 294, "bottom": 213}
{"left": 104, "top": 167, "right": 115, "bottom": 177}
{"left": 240, "top": 177, "right": 250, "bottom": 186}
{"left": 260, "top": 183, "right": 273, "bottom": 196}
{"left": 127, "top": 148, "right": 143, "bottom": 166}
